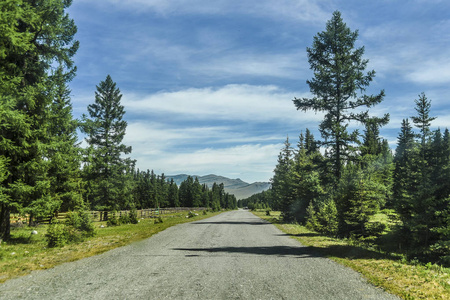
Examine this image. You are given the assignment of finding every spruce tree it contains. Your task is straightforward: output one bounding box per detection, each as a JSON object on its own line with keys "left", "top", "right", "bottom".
{"left": 410, "top": 95, "right": 436, "bottom": 248}
{"left": 210, "top": 182, "right": 222, "bottom": 211}
{"left": 0, "top": 0, "right": 78, "bottom": 238}
{"left": 47, "top": 68, "right": 84, "bottom": 212}
{"left": 293, "top": 11, "right": 388, "bottom": 181}
{"left": 271, "top": 137, "right": 295, "bottom": 221}
{"left": 412, "top": 93, "right": 436, "bottom": 154}
{"left": 291, "top": 135, "right": 324, "bottom": 224}
{"left": 392, "top": 119, "right": 419, "bottom": 247}
{"left": 82, "top": 75, "right": 135, "bottom": 211}
{"left": 168, "top": 179, "right": 179, "bottom": 207}
{"left": 361, "top": 119, "right": 383, "bottom": 157}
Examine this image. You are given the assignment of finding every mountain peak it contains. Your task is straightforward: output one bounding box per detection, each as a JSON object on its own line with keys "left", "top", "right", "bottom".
{"left": 166, "top": 174, "right": 270, "bottom": 199}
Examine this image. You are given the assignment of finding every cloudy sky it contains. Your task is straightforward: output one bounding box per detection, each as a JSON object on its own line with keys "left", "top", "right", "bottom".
{"left": 67, "top": 0, "right": 450, "bottom": 183}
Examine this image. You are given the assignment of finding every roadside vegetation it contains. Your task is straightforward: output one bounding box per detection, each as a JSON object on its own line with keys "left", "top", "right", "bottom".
{"left": 239, "top": 11, "right": 450, "bottom": 269}
{"left": 253, "top": 210, "right": 450, "bottom": 300}
{"left": 0, "top": 210, "right": 220, "bottom": 283}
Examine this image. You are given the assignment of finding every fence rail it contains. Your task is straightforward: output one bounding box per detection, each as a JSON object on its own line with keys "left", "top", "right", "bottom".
{"left": 10, "top": 207, "right": 207, "bottom": 224}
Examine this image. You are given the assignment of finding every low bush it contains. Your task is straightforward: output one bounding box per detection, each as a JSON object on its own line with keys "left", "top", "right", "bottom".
{"left": 46, "top": 210, "right": 96, "bottom": 247}
{"left": 118, "top": 213, "right": 131, "bottom": 224}
{"left": 66, "top": 210, "right": 95, "bottom": 238}
{"left": 46, "top": 223, "right": 69, "bottom": 247}
{"left": 107, "top": 214, "right": 120, "bottom": 227}
{"left": 129, "top": 209, "right": 139, "bottom": 224}
{"left": 305, "top": 197, "right": 338, "bottom": 236}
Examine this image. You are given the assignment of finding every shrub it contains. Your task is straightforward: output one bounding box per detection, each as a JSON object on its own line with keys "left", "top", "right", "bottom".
{"left": 46, "top": 223, "right": 69, "bottom": 247}
{"left": 78, "top": 210, "right": 96, "bottom": 237}
{"left": 107, "top": 213, "right": 120, "bottom": 227}
{"left": 66, "top": 210, "right": 95, "bottom": 238}
{"left": 46, "top": 210, "right": 97, "bottom": 247}
{"left": 129, "top": 208, "right": 139, "bottom": 224}
{"left": 118, "top": 213, "right": 131, "bottom": 224}
{"left": 154, "top": 216, "right": 163, "bottom": 224}
{"left": 364, "top": 221, "right": 387, "bottom": 237}
{"left": 305, "top": 197, "right": 338, "bottom": 236}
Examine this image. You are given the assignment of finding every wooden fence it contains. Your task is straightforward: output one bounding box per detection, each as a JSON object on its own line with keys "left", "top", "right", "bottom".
{"left": 10, "top": 207, "right": 207, "bottom": 225}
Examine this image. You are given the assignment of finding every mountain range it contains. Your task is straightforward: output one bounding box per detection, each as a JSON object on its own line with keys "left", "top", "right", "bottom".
{"left": 166, "top": 174, "right": 271, "bottom": 200}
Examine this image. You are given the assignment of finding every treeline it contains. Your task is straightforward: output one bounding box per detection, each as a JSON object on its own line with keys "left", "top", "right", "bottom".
{"left": 238, "top": 190, "right": 272, "bottom": 210}
{"left": 0, "top": 1, "right": 235, "bottom": 241}
{"left": 132, "top": 172, "right": 237, "bottom": 211}
{"left": 244, "top": 12, "right": 450, "bottom": 266}
{"left": 249, "top": 101, "right": 450, "bottom": 265}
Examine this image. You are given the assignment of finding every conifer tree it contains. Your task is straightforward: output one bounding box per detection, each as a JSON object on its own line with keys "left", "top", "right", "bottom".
{"left": 168, "top": 179, "right": 179, "bottom": 207}
{"left": 304, "top": 128, "right": 319, "bottom": 156}
{"left": 210, "top": 182, "right": 222, "bottom": 211}
{"left": 271, "top": 137, "right": 295, "bottom": 221}
{"left": 392, "top": 119, "right": 419, "bottom": 247}
{"left": 336, "top": 164, "right": 387, "bottom": 237}
{"left": 82, "top": 75, "right": 135, "bottom": 211}
{"left": 291, "top": 135, "right": 324, "bottom": 224}
{"left": 293, "top": 10, "right": 388, "bottom": 181}
{"left": 412, "top": 93, "right": 436, "bottom": 155}
{"left": 192, "top": 177, "right": 203, "bottom": 207}
{"left": 409, "top": 95, "right": 436, "bottom": 248}
{"left": 0, "top": 0, "right": 78, "bottom": 238}
{"left": 361, "top": 119, "right": 383, "bottom": 157}
{"left": 47, "top": 68, "right": 84, "bottom": 211}
{"left": 201, "top": 184, "right": 210, "bottom": 208}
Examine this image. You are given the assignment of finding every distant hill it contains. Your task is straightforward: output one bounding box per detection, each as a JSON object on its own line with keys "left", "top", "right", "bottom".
{"left": 166, "top": 174, "right": 271, "bottom": 200}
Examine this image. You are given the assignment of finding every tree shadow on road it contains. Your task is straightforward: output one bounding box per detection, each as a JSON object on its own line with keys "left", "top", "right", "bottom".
{"left": 190, "top": 221, "right": 269, "bottom": 226}
{"left": 172, "top": 246, "right": 323, "bottom": 258}
{"left": 174, "top": 244, "right": 397, "bottom": 261}
{"left": 275, "top": 232, "right": 322, "bottom": 238}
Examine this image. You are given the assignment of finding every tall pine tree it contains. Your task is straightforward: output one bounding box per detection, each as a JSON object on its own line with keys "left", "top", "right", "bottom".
{"left": 82, "top": 75, "right": 135, "bottom": 211}
{"left": 293, "top": 11, "right": 388, "bottom": 181}
{"left": 47, "top": 68, "right": 84, "bottom": 212}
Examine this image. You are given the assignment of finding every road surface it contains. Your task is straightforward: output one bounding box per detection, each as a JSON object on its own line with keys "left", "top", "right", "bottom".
{"left": 0, "top": 210, "right": 399, "bottom": 299}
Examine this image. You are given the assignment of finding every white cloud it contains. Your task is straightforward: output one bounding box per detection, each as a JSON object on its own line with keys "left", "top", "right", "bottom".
{"left": 123, "top": 84, "right": 322, "bottom": 123}
{"left": 82, "top": 0, "right": 331, "bottom": 23}
{"left": 406, "top": 58, "right": 450, "bottom": 85}
{"left": 130, "top": 142, "right": 282, "bottom": 183}
{"left": 122, "top": 119, "right": 288, "bottom": 182}
{"left": 361, "top": 17, "right": 450, "bottom": 86}
{"left": 194, "top": 52, "right": 307, "bottom": 79}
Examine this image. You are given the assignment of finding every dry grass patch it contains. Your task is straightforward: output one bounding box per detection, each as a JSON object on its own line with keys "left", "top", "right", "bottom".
{"left": 253, "top": 210, "right": 450, "bottom": 300}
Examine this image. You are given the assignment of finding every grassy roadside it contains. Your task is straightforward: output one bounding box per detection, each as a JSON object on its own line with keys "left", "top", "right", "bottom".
{"left": 0, "top": 210, "right": 222, "bottom": 283}
{"left": 253, "top": 210, "right": 450, "bottom": 300}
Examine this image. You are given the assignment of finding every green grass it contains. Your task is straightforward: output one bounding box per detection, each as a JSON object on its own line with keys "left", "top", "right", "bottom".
{"left": 253, "top": 210, "right": 450, "bottom": 300}
{"left": 0, "top": 210, "right": 222, "bottom": 283}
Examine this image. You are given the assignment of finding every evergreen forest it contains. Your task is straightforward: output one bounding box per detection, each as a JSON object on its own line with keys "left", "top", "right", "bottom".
{"left": 241, "top": 11, "right": 450, "bottom": 266}
{"left": 0, "top": 0, "right": 236, "bottom": 241}
{"left": 0, "top": 1, "right": 448, "bottom": 266}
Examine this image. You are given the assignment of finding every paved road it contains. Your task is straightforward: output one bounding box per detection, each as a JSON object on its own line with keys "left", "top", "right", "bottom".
{"left": 0, "top": 210, "right": 399, "bottom": 299}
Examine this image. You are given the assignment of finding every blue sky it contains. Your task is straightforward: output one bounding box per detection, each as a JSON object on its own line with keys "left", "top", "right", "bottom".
{"left": 67, "top": 0, "right": 450, "bottom": 183}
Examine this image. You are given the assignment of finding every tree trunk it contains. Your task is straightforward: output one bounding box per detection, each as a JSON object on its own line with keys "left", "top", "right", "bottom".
{"left": 0, "top": 204, "right": 11, "bottom": 240}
